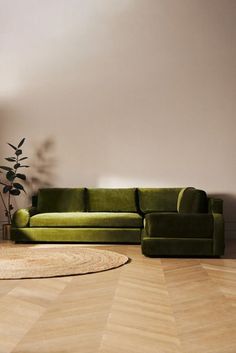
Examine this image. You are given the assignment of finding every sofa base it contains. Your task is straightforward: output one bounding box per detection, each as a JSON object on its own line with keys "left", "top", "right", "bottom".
{"left": 142, "top": 237, "right": 216, "bottom": 257}
{"left": 11, "top": 227, "right": 141, "bottom": 243}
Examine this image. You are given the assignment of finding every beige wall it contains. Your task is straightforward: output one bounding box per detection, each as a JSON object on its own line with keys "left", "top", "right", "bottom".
{"left": 0, "top": 0, "right": 236, "bottom": 237}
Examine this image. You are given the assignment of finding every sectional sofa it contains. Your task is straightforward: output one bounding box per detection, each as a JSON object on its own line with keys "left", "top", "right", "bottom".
{"left": 11, "top": 187, "right": 225, "bottom": 257}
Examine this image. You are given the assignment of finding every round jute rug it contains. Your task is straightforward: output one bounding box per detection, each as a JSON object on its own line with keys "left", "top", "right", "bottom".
{"left": 0, "top": 246, "right": 129, "bottom": 279}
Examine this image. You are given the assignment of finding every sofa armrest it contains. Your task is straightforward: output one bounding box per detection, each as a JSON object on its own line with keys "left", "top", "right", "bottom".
{"left": 212, "top": 213, "right": 225, "bottom": 255}
{"left": 208, "top": 198, "right": 223, "bottom": 214}
{"left": 208, "top": 198, "right": 224, "bottom": 255}
{"left": 12, "top": 207, "right": 38, "bottom": 228}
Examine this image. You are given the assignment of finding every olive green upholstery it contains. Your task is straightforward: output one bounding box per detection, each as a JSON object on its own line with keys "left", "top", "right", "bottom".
{"left": 12, "top": 187, "right": 141, "bottom": 244}
{"left": 212, "top": 213, "right": 224, "bottom": 255}
{"left": 30, "top": 212, "right": 142, "bottom": 228}
{"left": 208, "top": 198, "right": 223, "bottom": 214}
{"left": 38, "top": 188, "right": 85, "bottom": 213}
{"left": 138, "top": 188, "right": 181, "bottom": 213}
{"left": 12, "top": 207, "right": 38, "bottom": 228}
{"left": 145, "top": 213, "right": 213, "bottom": 238}
{"left": 141, "top": 237, "right": 213, "bottom": 256}
{"left": 142, "top": 191, "right": 224, "bottom": 257}
{"left": 11, "top": 227, "right": 141, "bottom": 243}
{"left": 11, "top": 187, "right": 224, "bottom": 256}
{"left": 177, "top": 187, "right": 208, "bottom": 213}
{"left": 87, "top": 188, "right": 137, "bottom": 212}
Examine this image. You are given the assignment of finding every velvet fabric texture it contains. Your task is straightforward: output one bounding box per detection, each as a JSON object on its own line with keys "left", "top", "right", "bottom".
{"left": 177, "top": 187, "right": 208, "bottom": 213}
{"left": 11, "top": 227, "right": 141, "bottom": 243}
{"left": 208, "top": 198, "right": 223, "bottom": 214}
{"left": 138, "top": 188, "right": 181, "bottom": 213}
{"left": 213, "top": 213, "right": 225, "bottom": 255}
{"left": 12, "top": 207, "right": 38, "bottom": 228}
{"left": 30, "top": 212, "right": 143, "bottom": 228}
{"left": 87, "top": 188, "right": 137, "bottom": 212}
{"left": 145, "top": 213, "right": 213, "bottom": 238}
{"left": 141, "top": 237, "right": 213, "bottom": 256}
{"left": 38, "top": 188, "right": 85, "bottom": 213}
{"left": 11, "top": 187, "right": 224, "bottom": 256}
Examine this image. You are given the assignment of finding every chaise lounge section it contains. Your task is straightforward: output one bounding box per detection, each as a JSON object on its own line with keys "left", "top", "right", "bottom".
{"left": 141, "top": 188, "right": 224, "bottom": 256}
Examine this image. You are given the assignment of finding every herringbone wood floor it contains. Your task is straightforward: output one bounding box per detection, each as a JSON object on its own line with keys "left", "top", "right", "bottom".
{"left": 0, "top": 241, "right": 236, "bottom": 353}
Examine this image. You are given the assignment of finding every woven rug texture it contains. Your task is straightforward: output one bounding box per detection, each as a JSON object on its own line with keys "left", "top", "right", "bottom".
{"left": 0, "top": 246, "right": 129, "bottom": 279}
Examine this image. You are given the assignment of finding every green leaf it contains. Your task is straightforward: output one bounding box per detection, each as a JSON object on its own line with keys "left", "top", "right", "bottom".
{"left": 13, "top": 182, "right": 25, "bottom": 191}
{"left": 3, "top": 185, "right": 11, "bottom": 193}
{"left": 18, "top": 138, "right": 25, "bottom": 148}
{"left": 10, "top": 188, "right": 21, "bottom": 195}
{"left": 6, "top": 171, "right": 15, "bottom": 182}
{"left": 14, "top": 163, "right": 21, "bottom": 169}
{"left": 8, "top": 143, "right": 17, "bottom": 150}
{"left": 15, "top": 149, "right": 22, "bottom": 156}
{"left": 5, "top": 157, "right": 16, "bottom": 162}
{"left": 19, "top": 157, "right": 28, "bottom": 161}
{"left": 15, "top": 173, "right": 26, "bottom": 180}
{"left": 0, "top": 166, "right": 13, "bottom": 171}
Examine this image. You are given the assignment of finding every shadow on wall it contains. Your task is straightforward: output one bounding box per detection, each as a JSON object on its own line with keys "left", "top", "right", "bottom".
{"left": 7, "top": 0, "right": 235, "bottom": 191}
{"left": 25, "top": 138, "right": 57, "bottom": 202}
{"left": 0, "top": 106, "right": 10, "bottom": 160}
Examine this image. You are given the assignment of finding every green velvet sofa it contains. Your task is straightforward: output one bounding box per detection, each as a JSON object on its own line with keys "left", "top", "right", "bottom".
{"left": 11, "top": 187, "right": 225, "bottom": 257}
{"left": 140, "top": 188, "right": 224, "bottom": 257}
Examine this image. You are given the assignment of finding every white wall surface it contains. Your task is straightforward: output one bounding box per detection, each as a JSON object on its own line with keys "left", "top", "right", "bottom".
{"left": 0, "top": 0, "right": 236, "bottom": 237}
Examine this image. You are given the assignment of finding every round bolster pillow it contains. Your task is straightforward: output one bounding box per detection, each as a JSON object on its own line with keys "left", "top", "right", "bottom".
{"left": 12, "top": 208, "right": 36, "bottom": 228}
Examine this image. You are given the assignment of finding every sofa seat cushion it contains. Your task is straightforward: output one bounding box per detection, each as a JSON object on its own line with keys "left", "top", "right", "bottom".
{"left": 145, "top": 213, "right": 213, "bottom": 238}
{"left": 30, "top": 212, "right": 143, "bottom": 228}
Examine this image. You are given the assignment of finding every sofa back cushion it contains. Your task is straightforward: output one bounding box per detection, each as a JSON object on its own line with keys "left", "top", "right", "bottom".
{"left": 87, "top": 188, "right": 137, "bottom": 212}
{"left": 177, "top": 187, "right": 208, "bottom": 213}
{"left": 38, "top": 188, "right": 85, "bottom": 213}
{"left": 138, "top": 188, "right": 181, "bottom": 213}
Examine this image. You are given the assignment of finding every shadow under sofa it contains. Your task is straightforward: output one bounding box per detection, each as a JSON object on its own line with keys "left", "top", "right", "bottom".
{"left": 11, "top": 187, "right": 225, "bottom": 257}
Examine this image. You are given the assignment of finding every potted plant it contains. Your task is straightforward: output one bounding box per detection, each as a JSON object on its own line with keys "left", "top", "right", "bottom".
{"left": 0, "top": 138, "right": 29, "bottom": 239}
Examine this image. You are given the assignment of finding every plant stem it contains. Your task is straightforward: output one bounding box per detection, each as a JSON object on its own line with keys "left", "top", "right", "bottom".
{"left": 8, "top": 189, "right": 11, "bottom": 223}
{"left": 8, "top": 153, "right": 20, "bottom": 224}
{"left": 0, "top": 191, "right": 9, "bottom": 222}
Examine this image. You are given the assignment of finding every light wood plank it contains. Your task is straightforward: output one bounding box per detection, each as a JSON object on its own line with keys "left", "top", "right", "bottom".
{"left": 0, "top": 241, "right": 235, "bottom": 353}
